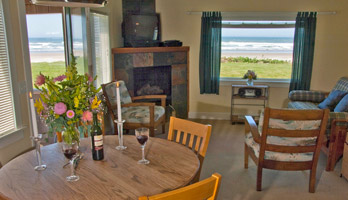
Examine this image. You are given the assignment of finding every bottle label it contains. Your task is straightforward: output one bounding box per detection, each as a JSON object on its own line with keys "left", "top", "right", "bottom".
{"left": 94, "top": 135, "right": 103, "bottom": 150}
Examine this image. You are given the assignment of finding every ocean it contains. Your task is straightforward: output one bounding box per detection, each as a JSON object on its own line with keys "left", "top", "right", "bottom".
{"left": 222, "top": 36, "right": 294, "bottom": 54}
{"left": 28, "top": 37, "right": 82, "bottom": 53}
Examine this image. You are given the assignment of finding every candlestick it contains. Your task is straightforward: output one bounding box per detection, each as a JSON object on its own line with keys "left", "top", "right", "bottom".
{"left": 29, "top": 92, "right": 39, "bottom": 137}
{"left": 31, "top": 134, "right": 47, "bottom": 171}
{"left": 116, "top": 81, "right": 122, "bottom": 122}
{"left": 115, "top": 119, "right": 127, "bottom": 150}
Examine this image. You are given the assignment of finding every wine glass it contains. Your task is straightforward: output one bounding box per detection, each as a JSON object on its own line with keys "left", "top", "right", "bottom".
{"left": 135, "top": 128, "right": 150, "bottom": 164}
{"left": 62, "top": 141, "right": 80, "bottom": 181}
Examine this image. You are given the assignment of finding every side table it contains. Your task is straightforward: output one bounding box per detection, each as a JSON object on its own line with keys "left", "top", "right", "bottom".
{"left": 230, "top": 85, "right": 269, "bottom": 124}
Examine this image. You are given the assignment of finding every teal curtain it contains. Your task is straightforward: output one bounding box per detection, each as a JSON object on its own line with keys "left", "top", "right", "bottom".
{"left": 199, "top": 12, "right": 222, "bottom": 94}
{"left": 289, "top": 12, "right": 317, "bottom": 91}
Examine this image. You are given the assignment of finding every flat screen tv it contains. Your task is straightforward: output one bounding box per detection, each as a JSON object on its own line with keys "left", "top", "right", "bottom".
{"left": 123, "top": 14, "right": 160, "bottom": 47}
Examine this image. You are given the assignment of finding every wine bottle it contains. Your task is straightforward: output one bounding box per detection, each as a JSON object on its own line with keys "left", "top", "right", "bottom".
{"left": 91, "top": 112, "right": 104, "bottom": 160}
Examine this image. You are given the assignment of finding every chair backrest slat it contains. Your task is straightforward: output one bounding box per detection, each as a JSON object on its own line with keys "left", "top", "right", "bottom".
{"left": 269, "top": 109, "right": 324, "bottom": 120}
{"left": 195, "top": 136, "right": 202, "bottom": 152}
{"left": 182, "top": 132, "right": 188, "bottom": 145}
{"left": 175, "top": 130, "right": 181, "bottom": 143}
{"left": 265, "top": 144, "right": 317, "bottom": 153}
{"left": 267, "top": 129, "right": 320, "bottom": 137}
{"left": 188, "top": 135, "right": 195, "bottom": 149}
{"left": 139, "top": 173, "right": 221, "bottom": 200}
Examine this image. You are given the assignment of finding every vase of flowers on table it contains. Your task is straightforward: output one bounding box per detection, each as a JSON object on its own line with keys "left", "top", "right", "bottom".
{"left": 34, "top": 56, "right": 101, "bottom": 145}
{"left": 243, "top": 70, "right": 257, "bottom": 86}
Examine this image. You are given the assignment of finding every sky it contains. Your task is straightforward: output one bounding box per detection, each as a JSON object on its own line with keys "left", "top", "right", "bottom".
{"left": 26, "top": 13, "right": 83, "bottom": 39}
{"left": 26, "top": 14, "right": 63, "bottom": 38}
{"left": 222, "top": 28, "right": 295, "bottom": 37}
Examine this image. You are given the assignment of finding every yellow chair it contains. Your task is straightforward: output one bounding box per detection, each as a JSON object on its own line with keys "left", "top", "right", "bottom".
{"left": 138, "top": 173, "right": 221, "bottom": 200}
{"left": 244, "top": 107, "right": 329, "bottom": 193}
{"left": 167, "top": 117, "right": 212, "bottom": 183}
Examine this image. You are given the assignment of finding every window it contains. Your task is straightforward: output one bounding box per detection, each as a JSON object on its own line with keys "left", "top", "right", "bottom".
{"left": 0, "top": 0, "right": 16, "bottom": 137}
{"left": 220, "top": 20, "right": 295, "bottom": 80}
{"left": 26, "top": 13, "right": 66, "bottom": 86}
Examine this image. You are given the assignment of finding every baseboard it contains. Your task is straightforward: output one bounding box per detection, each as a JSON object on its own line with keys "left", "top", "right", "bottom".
{"left": 188, "top": 112, "right": 230, "bottom": 120}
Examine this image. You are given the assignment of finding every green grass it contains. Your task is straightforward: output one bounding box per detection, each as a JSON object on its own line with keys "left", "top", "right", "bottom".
{"left": 31, "top": 57, "right": 86, "bottom": 85}
{"left": 220, "top": 61, "right": 292, "bottom": 79}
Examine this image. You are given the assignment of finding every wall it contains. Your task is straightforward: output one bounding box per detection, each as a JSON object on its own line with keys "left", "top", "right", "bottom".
{"left": 0, "top": 0, "right": 33, "bottom": 165}
{"left": 156, "top": 0, "right": 348, "bottom": 118}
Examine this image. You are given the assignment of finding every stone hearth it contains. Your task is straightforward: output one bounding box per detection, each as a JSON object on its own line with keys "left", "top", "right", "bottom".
{"left": 112, "top": 47, "right": 189, "bottom": 118}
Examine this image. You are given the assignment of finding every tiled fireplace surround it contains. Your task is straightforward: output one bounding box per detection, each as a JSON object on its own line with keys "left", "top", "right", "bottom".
{"left": 112, "top": 47, "right": 189, "bottom": 119}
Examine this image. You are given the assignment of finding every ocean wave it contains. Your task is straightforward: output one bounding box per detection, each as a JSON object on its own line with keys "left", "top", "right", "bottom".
{"left": 29, "top": 41, "right": 83, "bottom": 52}
{"left": 221, "top": 41, "right": 293, "bottom": 52}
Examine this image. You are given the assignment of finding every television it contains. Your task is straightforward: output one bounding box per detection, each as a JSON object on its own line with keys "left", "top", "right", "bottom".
{"left": 123, "top": 14, "right": 161, "bottom": 47}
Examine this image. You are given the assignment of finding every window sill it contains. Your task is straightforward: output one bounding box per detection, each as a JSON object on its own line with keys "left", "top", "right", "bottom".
{"left": 220, "top": 78, "right": 290, "bottom": 88}
{"left": 0, "top": 127, "right": 26, "bottom": 149}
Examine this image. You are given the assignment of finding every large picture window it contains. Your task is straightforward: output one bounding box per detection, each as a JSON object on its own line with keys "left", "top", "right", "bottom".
{"left": 220, "top": 21, "right": 295, "bottom": 80}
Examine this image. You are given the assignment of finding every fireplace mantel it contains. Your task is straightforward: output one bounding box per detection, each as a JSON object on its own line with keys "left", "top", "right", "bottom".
{"left": 112, "top": 46, "right": 189, "bottom": 118}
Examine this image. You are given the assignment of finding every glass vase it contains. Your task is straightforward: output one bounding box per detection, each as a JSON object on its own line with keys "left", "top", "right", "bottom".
{"left": 62, "top": 126, "right": 80, "bottom": 146}
{"left": 246, "top": 79, "right": 254, "bottom": 86}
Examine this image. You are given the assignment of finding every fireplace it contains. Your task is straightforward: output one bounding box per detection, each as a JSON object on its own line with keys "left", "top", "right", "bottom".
{"left": 133, "top": 66, "right": 171, "bottom": 100}
{"left": 112, "top": 46, "right": 189, "bottom": 118}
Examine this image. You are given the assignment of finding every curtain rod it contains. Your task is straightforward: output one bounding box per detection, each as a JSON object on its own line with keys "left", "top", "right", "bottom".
{"left": 186, "top": 11, "right": 336, "bottom": 15}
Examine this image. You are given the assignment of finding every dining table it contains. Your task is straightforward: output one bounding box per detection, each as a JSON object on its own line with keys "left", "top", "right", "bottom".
{"left": 0, "top": 135, "right": 200, "bottom": 200}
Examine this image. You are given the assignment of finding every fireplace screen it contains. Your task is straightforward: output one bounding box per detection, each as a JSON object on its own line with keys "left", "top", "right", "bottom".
{"left": 133, "top": 66, "right": 172, "bottom": 98}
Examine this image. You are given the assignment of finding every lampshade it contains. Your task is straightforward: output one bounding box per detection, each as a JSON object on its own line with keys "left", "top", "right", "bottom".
{"left": 30, "top": 0, "right": 107, "bottom": 8}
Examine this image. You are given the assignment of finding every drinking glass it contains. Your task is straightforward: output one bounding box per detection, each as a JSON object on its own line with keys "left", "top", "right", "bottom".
{"left": 135, "top": 128, "right": 150, "bottom": 164}
{"left": 62, "top": 141, "right": 80, "bottom": 181}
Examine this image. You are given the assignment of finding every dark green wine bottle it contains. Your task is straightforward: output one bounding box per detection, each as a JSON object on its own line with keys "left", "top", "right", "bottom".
{"left": 91, "top": 112, "right": 104, "bottom": 160}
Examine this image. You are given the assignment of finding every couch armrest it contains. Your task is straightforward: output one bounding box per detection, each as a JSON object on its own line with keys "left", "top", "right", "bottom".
{"left": 289, "top": 90, "right": 328, "bottom": 103}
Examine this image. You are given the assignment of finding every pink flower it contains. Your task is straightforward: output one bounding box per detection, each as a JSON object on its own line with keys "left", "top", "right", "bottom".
{"left": 81, "top": 110, "right": 93, "bottom": 122}
{"left": 54, "top": 102, "right": 67, "bottom": 115}
{"left": 53, "top": 75, "right": 66, "bottom": 82}
{"left": 35, "top": 74, "right": 45, "bottom": 86}
{"left": 66, "top": 110, "right": 75, "bottom": 118}
{"left": 85, "top": 73, "right": 93, "bottom": 82}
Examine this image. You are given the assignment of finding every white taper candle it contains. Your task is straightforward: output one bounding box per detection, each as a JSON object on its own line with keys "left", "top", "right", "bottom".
{"left": 29, "top": 92, "right": 39, "bottom": 137}
{"left": 116, "top": 82, "right": 122, "bottom": 122}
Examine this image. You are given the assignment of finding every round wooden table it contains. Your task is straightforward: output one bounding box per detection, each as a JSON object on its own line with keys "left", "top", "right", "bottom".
{"left": 0, "top": 135, "right": 199, "bottom": 200}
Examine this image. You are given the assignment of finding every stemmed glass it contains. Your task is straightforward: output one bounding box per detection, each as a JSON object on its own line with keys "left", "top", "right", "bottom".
{"left": 62, "top": 142, "right": 80, "bottom": 181}
{"left": 135, "top": 128, "right": 150, "bottom": 164}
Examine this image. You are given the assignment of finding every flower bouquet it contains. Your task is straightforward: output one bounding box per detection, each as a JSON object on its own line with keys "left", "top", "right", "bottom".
{"left": 242, "top": 70, "right": 257, "bottom": 86}
{"left": 34, "top": 56, "right": 101, "bottom": 144}
{"left": 242, "top": 70, "right": 257, "bottom": 80}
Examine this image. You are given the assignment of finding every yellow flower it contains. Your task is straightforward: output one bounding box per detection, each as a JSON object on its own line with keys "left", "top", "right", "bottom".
{"left": 67, "top": 121, "right": 72, "bottom": 125}
{"left": 34, "top": 99, "right": 44, "bottom": 114}
{"left": 91, "top": 96, "right": 101, "bottom": 110}
{"left": 55, "top": 114, "right": 59, "bottom": 119}
{"left": 74, "top": 97, "right": 79, "bottom": 108}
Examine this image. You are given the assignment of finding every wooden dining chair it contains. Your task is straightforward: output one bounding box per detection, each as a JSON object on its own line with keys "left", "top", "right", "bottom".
{"left": 102, "top": 80, "right": 166, "bottom": 137}
{"left": 167, "top": 116, "right": 212, "bottom": 183}
{"left": 138, "top": 173, "right": 221, "bottom": 200}
{"left": 244, "top": 107, "right": 329, "bottom": 193}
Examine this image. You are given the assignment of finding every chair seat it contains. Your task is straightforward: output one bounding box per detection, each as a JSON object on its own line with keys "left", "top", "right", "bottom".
{"left": 114, "top": 106, "right": 165, "bottom": 124}
{"left": 245, "top": 132, "right": 315, "bottom": 162}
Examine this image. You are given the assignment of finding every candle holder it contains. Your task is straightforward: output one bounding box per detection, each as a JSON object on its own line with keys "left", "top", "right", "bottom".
{"left": 115, "top": 120, "right": 127, "bottom": 150}
{"left": 31, "top": 134, "right": 47, "bottom": 171}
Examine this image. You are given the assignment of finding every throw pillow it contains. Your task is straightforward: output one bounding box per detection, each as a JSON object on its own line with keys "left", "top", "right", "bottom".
{"left": 334, "top": 94, "right": 348, "bottom": 112}
{"left": 318, "top": 90, "right": 347, "bottom": 110}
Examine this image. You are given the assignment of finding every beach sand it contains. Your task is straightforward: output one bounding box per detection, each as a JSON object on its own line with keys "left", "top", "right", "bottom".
{"left": 221, "top": 52, "right": 292, "bottom": 61}
{"left": 30, "top": 52, "right": 65, "bottom": 63}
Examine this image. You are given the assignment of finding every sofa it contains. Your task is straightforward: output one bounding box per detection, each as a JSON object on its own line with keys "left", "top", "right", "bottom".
{"left": 288, "top": 77, "right": 348, "bottom": 171}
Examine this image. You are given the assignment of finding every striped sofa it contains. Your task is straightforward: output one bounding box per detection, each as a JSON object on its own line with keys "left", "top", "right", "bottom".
{"left": 288, "top": 77, "right": 348, "bottom": 171}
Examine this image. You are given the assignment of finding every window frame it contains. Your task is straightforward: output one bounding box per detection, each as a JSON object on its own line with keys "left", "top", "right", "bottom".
{"left": 0, "top": 0, "right": 26, "bottom": 147}
{"left": 220, "top": 13, "right": 296, "bottom": 87}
